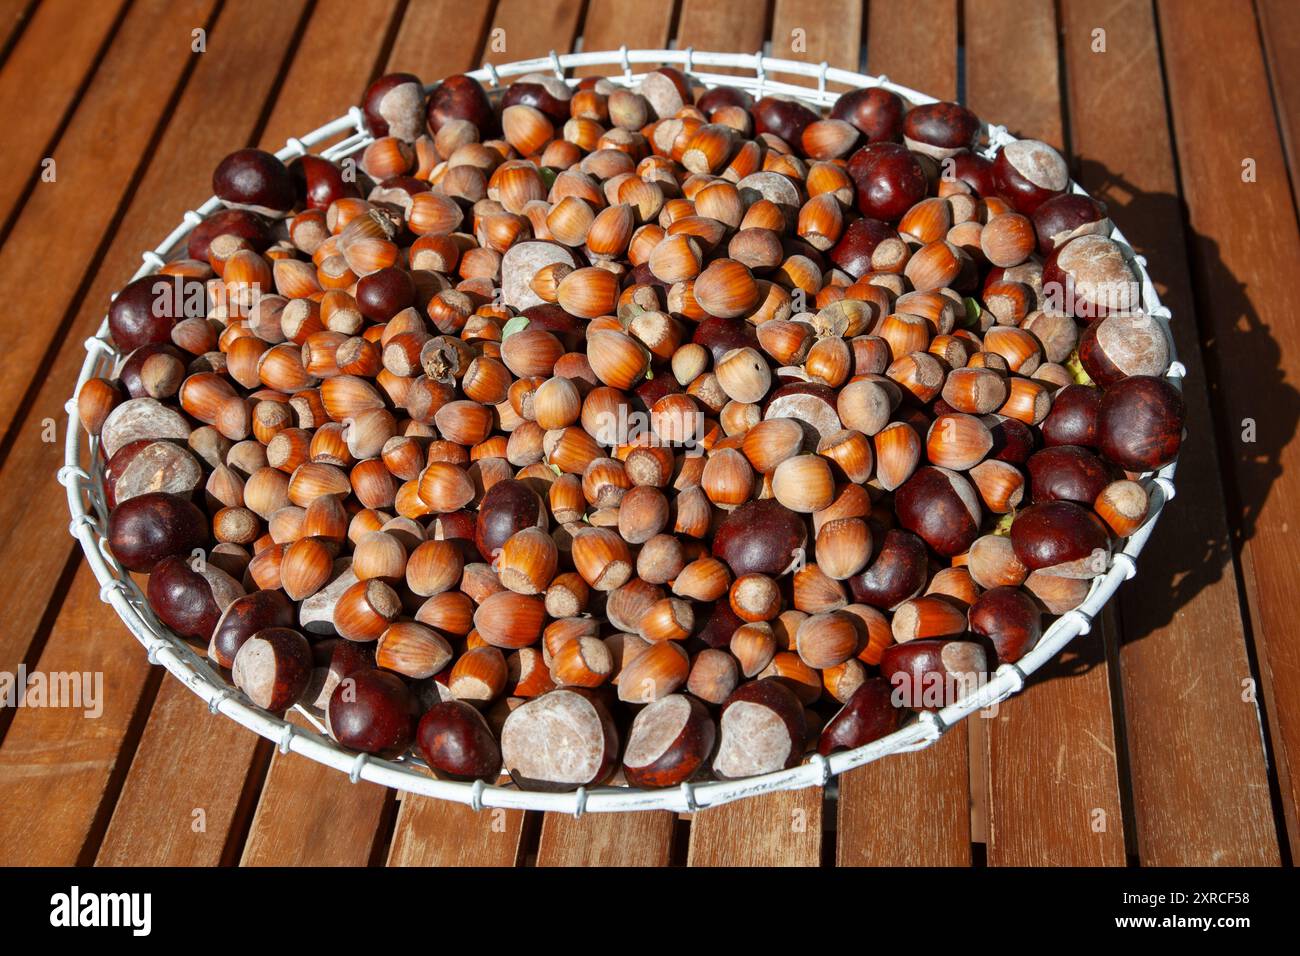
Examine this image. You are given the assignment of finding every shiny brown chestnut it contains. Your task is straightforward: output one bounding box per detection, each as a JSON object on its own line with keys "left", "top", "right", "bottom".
{"left": 426, "top": 73, "right": 494, "bottom": 134}
{"left": 107, "top": 492, "right": 208, "bottom": 573}
{"left": 1078, "top": 313, "right": 1170, "bottom": 386}
{"left": 1040, "top": 384, "right": 1101, "bottom": 448}
{"left": 417, "top": 699, "right": 502, "bottom": 781}
{"left": 831, "top": 87, "right": 905, "bottom": 143}
{"left": 355, "top": 267, "right": 416, "bottom": 322}
{"left": 1041, "top": 235, "right": 1140, "bottom": 319}
{"left": 1031, "top": 193, "right": 1110, "bottom": 256}
{"left": 187, "top": 208, "right": 272, "bottom": 263}
{"left": 146, "top": 554, "right": 241, "bottom": 642}
{"left": 847, "top": 142, "right": 928, "bottom": 221}
{"left": 500, "top": 688, "right": 619, "bottom": 791}
{"left": 903, "top": 102, "right": 980, "bottom": 158}
{"left": 713, "top": 679, "right": 807, "bottom": 779}
{"left": 1097, "top": 375, "right": 1184, "bottom": 472}
{"left": 1010, "top": 500, "right": 1110, "bottom": 576}
{"left": 712, "top": 498, "right": 808, "bottom": 577}
{"left": 622, "top": 694, "right": 716, "bottom": 788}
{"left": 209, "top": 588, "right": 296, "bottom": 669}
{"left": 291, "top": 154, "right": 361, "bottom": 211}
{"left": 109, "top": 274, "right": 205, "bottom": 352}
{"left": 1027, "top": 445, "right": 1114, "bottom": 505}
{"left": 232, "top": 627, "right": 313, "bottom": 712}
{"left": 894, "top": 467, "right": 982, "bottom": 557}
{"left": 753, "top": 95, "right": 819, "bottom": 148}
{"left": 828, "top": 217, "right": 907, "bottom": 279}
{"left": 328, "top": 667, "right": 419, "bottom": 757}
{"left": 992, "top": 139, "right": 1069, "bottom": 214}
{"left": 967, "top": 586, "right": 1041, "bottom": 665}
{"left": 817, "top": 677, "right": 900, "bottom": 755}
{"left": 475, "top": 478, "right": 545, "bottom": 562}
{"left": 213, "top": 148, "right": 296, "bottom": 218}
{"left": 879, "top": 638, "right": 987, "bottom": 710}
{"left": 362, "top": 72, "right": 425, "bottom": 141}
{"left": 848, "top": 529, "right": 929, "bottom": 610}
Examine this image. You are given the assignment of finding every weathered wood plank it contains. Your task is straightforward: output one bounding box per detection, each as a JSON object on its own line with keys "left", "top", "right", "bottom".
{"left": 387, "top": 782, "right": 529, "bottom": 867}
{"left": 572, "top": 0, "right": 675, "bottom": 76}
{"left": 483, "top": 0, "right": 585, "bottom": 66}
{"left": 688, "top": 787, "right": 823, "bottom": 866}
{"left": 537, "top": 811, "right": 676, "bottom": 866}
{"left": 676, "top": 0, "right": 769, "bottom": 76}
{"left": 864, "top": 0, "right": 957, "bottom": 99}
{"left": 769, "top": 0, "right": 863, "bottom": 90}
{"left": 1257, "top": 0, "right": 1300, "bottom": 203}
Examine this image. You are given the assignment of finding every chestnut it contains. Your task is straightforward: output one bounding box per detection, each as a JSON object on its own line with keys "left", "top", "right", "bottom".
{"left": 355, "top": 267, "right": 416, "bottom": 322}
{"left": 696, "top": 85, "right": 753, "bottom": 116}
{"left": 1041, "top": 235, "right": 1140, "bottom": 319}
{"left": 622, "top": 694, "right": 716, "bottom": 788}
{"left": 1040, "top": 384, "right": 1101, "bottom": 448}
{"left": 713, "top": 679, "right": 806, "bottom": 779}
{"left": 968, "top": 586, "right": 1041, "bottom": 665}
{"left": 947, "top": 150, "right": 997, "bottom": 197}
{"left": 988, "top": 416, "right": 1037, "bottom": 465}
{"left": 753, "top": 95, "right": 819, "bottom": 148}
{"left": 696, "top": 599, "right": 747, "bottom": 650}
{"left": 213, "top": 148, "right": 296, "bottom": 218}
{"left": 692, "top": 314, "right": 759, "bottom": 364}
{"left": 712, "top": 498, "right": 808, "bottom": 577}
{"left": 306, "top": 637, "right": 375, "bottom": 709}
{"left": 1078, "top": 313, "right": 1171, "bottom": 386}
{"left": 361, "top": 71, "right": 425, "bottom": 141}
{"left": 426, "top": 73, "right": 494, "bottom": 135}
{"left": 847, "top": 142, "right": 928, "bottom": 221}
{"left": 232, "top": 627, "right": 313, "bottom": 712}
{"left": 831, "top": 87, "right": 905, "bottom": 143}
{"left": 186, "top": 208, "right": 271, "bottom": 263}
{"left": 107, "top": 492, "right": 207, "bottom": 573}
{"left": 1031, "top": 193, "right": 1110, "bottom": 256}
{"left": 416, "top": 699, "right": 502, "bottom": 781}
{"left": 108, "top": 274, "right": 204, "bottom": 352}
{"left": 1027, "top": 445, "right": 1114, "bottom": 505}
{"left": 848, "top": 529, "right": 928, "bottom": 609}
{"left": 209, "top": 588, "right": 295, "bottom": 669}
{"left": 328, "top": 667, "right": 419, "bottom": 758}
{"left": 1010, "top": 500, "right": 1110, "bottom": 577}
{"left": 828, "top": 217, "right": 907, "bottom": 278}
{"left": 992, "top": 139, "right": 1069, "bottom": 214}
{"left": 902, "top": 101, "right": 980, "bottom": 158}
{"left": 500, "top": 688, "right": 619, "bottom": 791}
{"left": 146, "top": 554, "right": 244, "bottom": 642}
{"left": 894, "top": 467, "right": 982, "bottom": 558}
{"left": 817, "top": 677, "right": 900, "bottom": 755}
{"left": 475, "top": 478, "right": 545, "bottom": 561}
{"left": 290, "top": 154, "right": 360, "bottom": 211}
{"left": 502, "top": 75, "right": 573, "bottom": 127}
{"left": 1097, "top": 375, "right": 1184, "bottom": 472}
{"left": 880, "top": 638, "right": 987, "bottom": 710}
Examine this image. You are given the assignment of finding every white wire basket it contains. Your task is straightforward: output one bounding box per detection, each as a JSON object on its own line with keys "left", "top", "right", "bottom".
{"left": 60, "top": 48, "right": 1184, "bottom": 817}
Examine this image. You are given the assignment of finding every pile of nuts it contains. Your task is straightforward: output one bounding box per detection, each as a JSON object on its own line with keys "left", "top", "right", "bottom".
{"left": 77, "top": 65, "right": 1185, "bottom": 792}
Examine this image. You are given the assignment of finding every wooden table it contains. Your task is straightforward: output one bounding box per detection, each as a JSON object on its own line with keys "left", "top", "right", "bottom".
{"left": 0, "top": 0, "right": 1294, "bottom": 868}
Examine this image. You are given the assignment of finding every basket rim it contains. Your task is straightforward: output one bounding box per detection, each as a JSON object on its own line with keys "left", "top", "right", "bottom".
{"left": 60, "top": 48, "right": 1184, "bottom": 817}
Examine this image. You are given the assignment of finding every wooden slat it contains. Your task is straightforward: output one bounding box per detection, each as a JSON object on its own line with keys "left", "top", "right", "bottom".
{"left": 1257, "top": 0, "right": 1300, "bottom": 201}
{"left": 95, "top": 680, "right": 267, "bottom": 866}
{"left": 0, "top": 0, "right": 34, "bottom": 64}
{"left": 482, "top": 0, "right": 585, "bottom": 66}
{"left": 0, "top": 0, "right": 127, "bottom": 235}
{"left": 1059, "top": 0, "right": 1279, "bottom": 868}
{"left": 688, "top": 787, "right": 822, "bottom": 866}
{"left": 572, "top": 0, "right": 675, "bottom": 76}
{"left": 0, "top": 566, "right": 154, "bottom": 865}
{"left": 864, "top": 0, "right": 957, "bottom": 99}
{"left": 385, "top": 0, "right": 496, "bottom": 80}
{"left": 240, "top": 716, "right": 392, "bottom": 866}
{"left": 768, "top": 0, "right": 863, "bottom": 89}
{"left": 1157, "top": 0, "right": 1300, "bottom": 860}
{"left": 536, "top": 811, "right": 676, "bottom": 866}
{"left": 965, "top": 0, "right": 1125, "bottom": 868}
{"left": 676, "top": 0, "right": 769, "bottom": 76}
{"left": 837, "top": 731, "right": 973, "bottom": 866}
{"left": 831, "top": 0, "right": 973, "bottom": 869}
{"left": 387, "top": 783, "right": 529, "bottom": 867}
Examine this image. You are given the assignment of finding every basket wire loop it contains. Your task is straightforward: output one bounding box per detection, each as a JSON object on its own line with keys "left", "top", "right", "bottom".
{"left": 60, "top": 49, "right": 1182, "bottom": 814}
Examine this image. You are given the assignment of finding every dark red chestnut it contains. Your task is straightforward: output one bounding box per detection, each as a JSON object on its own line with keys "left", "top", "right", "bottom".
{"left": 232, "top": 627, "right": 313, "bottom": 712}
{"left": 186, "top": 208, "right": 272, "bottom": 263}
{"left": 108, "top": 274, "right": 205, "bottom": 352}
{"left": 622, "top": 694, "right": 716, "bottom": 788}
{"left": 713, "top": 679, "right": 806, "bottom": 778}
{"left": 847, "top": 142, "right": 928, "bottom": 221}
{"left": 894, "top": 467, "right": 982, "bottom": 557}
{"left": 417, "top": 699, "right": 502, "bottom": 781}
{"left": 696, "top": 85, "right": 753, "bottom": 116}
{"left": 426, "top": 73, "right": 494, "bottom": 135}
{"left": 107, "top": 491, "right": 207, "bottom": 573}
{"left": 713, "top": 498, "right": 808, "bottom": 577}
{"left": 500, "top": 688, "right": 619, "bottom": 791}
{"left": 1097, "top": 375, "right": 1184, "bottom": 471}
{"left": 992, "top": 139, "right": 1069, "bottom": 214}
{"left": 1010, "top": 500, "right": 1110, "bottom": 576}
{"left": 209, "top": 588, "right": 295, "bottom": 669}
{"left": 307, "top": 637, "right": 375, "bottom": 709}
{"left": 848, "top": 529, "right": 928, "bottom": 609}
{"left": 988, "top": 416, "right": 1038, "bottom": 465}
{"left": 118, "top": 343, "right": 186, "bottom": 400}
{"left": 947, "top": 150, "right": 997, "bottom": 196}
{"left": 692, "top": 314, "right": 759, "bottom": 364}
{"left": 290, "top": 155, "right": 361, "bottom": 211}
{"left": 1078, "top": 313, "right": 1170, "bottom": 386}
{"left": 147, "top": 554, "right": 243, "bottom": 642}
{"left": 831, "top": 87, "right": 905, "bottom": 143}
{"left": 328, "top": 667, "right": 419, "bottom": 758}
{"left": 903, "top": 101, "right": 980, "bottom": 158}
{"left": 1027, "top": 445, "right": 1114, "bottom": 505}
{"left": 828, "top": 217, "right": 908, "bottom": 278}
{"left": 362, "top": 71, "right": 425, "bottom": 141}
{"left": 753, "top": 95, "right": 819, "bottom": 148}
{"left": 817, "top": 677, "right": 900, "bottom": 755}
{"left": 696, "top": 599, "right": 747, "bottom": 650}
{"left": 355, "top": 267, "right": 416, "bottom": 322}
{"left": 502, "top": 75, "right": 573, "bottom": 127}
{"left": 968, "top": 586, "right": 1041, "bottom": 665}
{"left": 1031, "top": 192, "right": 1110, "bottom": 256}
{"left": 213, "top": 148, "right": 296, "bottom": 218}
{"left": 880, "top": 638, "right": 987, "bottom": 710}
{"left": 475, "top": 478, "right": 545, "bottom": 561}
{"left": 1041, "top": 234, "right": 1141, "bottom": 320}
{"left": 1041, "top": 384, "right": 1101, "bottom": 448}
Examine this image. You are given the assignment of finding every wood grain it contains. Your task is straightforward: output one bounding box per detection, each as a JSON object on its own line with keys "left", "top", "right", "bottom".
{"left": 0, "top": 0, "right": 35, "bottom": 66}
{"left": 483, "top": 0, "right": 586, "bottom": 65}
{"left": 865, "top": 0, "right": 957, "bottom": 100}
{"left": 1257, "top": 0, "right": 1300, "bottom": 201}
{"left": 769, "top": 0, "right": 863, "bottom": 89}
{"left": 537, "top": 811, "right": 676, "bottom": 866}
{"left": 387, "top": 783, "right": 529, "bottom": 867}
{"left": 0, "top": 0, "right": 127, "bottom": 234}
{"left": 1157, "top": 0, "right": 1300, "bottom": 860}
{"left": 837, "top": 730, "right": 973, "bottom": 866}
{"left": 95, "top": 679, "right": 267, "bottom": 866}
{"left": 688, "top": 787, "right": 823, "bottom": 866}
{"left": 0, "top": 565, "right": 154, "bottom": 865}
{"left": 676, "top": 0, "right": 770, "bottom": 76}
{"left": 386, "top": 0, "right": 496, "bottom": 78}
{"left": 1060, "top": 0, "right": 1279, "bottom": 868}
{"left": 572, "top": 0, "right": 675, "bottom": 76}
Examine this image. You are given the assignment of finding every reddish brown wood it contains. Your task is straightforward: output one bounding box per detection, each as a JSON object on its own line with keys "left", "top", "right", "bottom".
{"left": 537, "top": 811, "right": 676, "bottom": 866}
{"left": 1257, "top": 0, "right": 1300, "bottom": 199}
{"left": 387, "top": 780, "right": 529, "bottom": 867}
{"left": 573, "top": 0, "right": 675, "bottom": 76}
{"left": 688, "top": 787, "right": 823, "bottom": 866}
{"left": 482, "top": 0, "right": 585, "bottom": 66}
{"left": 865, "top": 0, "right": 957, "bottom": 101}
{"left": 768, "top": 0, "right": 863, "bottom": 90}
{"left": 677, "top": 0, "right": 770, "bottom": 76}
